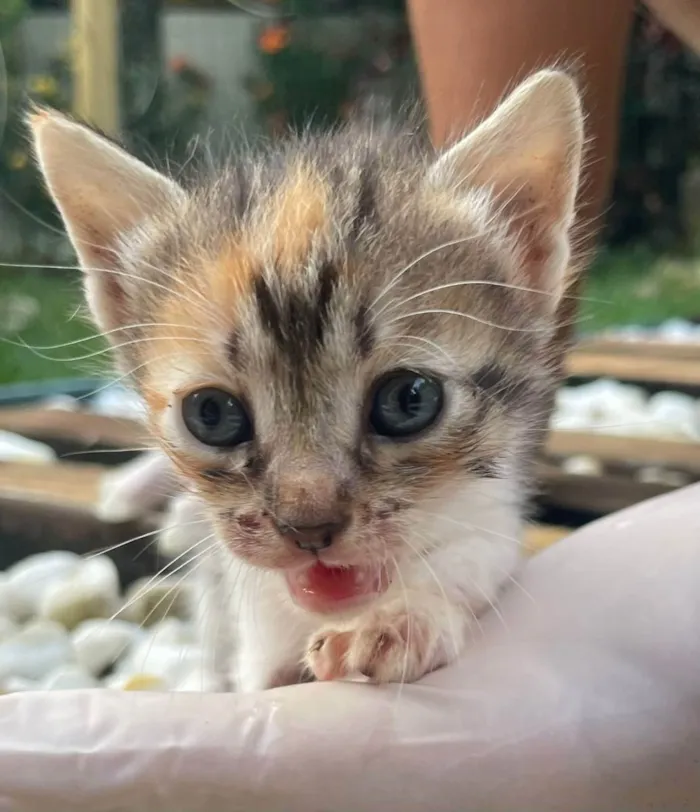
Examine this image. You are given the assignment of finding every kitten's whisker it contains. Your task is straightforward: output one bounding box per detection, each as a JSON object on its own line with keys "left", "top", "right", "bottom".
{"left": 60, "top": 447, "right": 158, "bottom": 458}
{"left": 399, "top": 531, "right": 464, "bottom": 656}
{"left": 383, "top": 334, "right": 456, "bottom": 365}
{"left": 376, "top": 279, "right": 607, "bottom": 319}
{"left": 85, "top": 516, "right": 209, "bottom": 559}
{"left": 388, "top": 550, "right": 411, "bottom": 704}
{"left": 4, "top": 334, "right": 211, "bottom": 364}
{"left": 15, "top": 321, "right": 208, "bottom": 352}
{"left": 0, "top": 260, "right": 215, "bottom": 323}
{"left": 370, "top": 235, "right": 486, "bottom": 311}
{"left": 385, "top": 308, "right": 554, "bottom": 334}
{"left": 139, "top": 544, "right": 214, "bottom": 629}
{"left": 111, "top": 532, "right": 215, "bottom": 623}
{"left": 413, "top": 508, "right": 524, "bottom": 547}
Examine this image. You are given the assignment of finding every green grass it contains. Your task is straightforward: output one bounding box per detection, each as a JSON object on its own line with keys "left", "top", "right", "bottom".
{"left": 581, "top": 246, "right": 700, "bottom": 331}
{"left": 0, "top": 266, "right": 104, "bottom": 385}
{"left": 2, "top": 247, "right": 700, "bottom": 386}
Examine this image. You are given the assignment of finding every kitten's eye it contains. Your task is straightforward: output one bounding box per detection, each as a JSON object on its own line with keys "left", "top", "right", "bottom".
{"left": 182, "top": 388, "right": 252, "bottom": 448}
{"left": 369, "top": 372, "right": 443, "bottom": 438}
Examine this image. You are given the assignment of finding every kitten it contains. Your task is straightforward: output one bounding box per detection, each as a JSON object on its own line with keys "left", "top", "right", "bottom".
{"left": 29, "top": 69, "right": 584, "bottom": 692}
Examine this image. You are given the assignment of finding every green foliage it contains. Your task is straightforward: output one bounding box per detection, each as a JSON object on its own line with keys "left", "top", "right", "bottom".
{"left": 0, "top": 0, "right": 73, "bottom": 263}
{"left": 246, "top": 0, "right": 413, "bottom": 134}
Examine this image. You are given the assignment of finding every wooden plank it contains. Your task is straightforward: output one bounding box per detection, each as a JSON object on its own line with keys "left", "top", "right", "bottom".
{"left": 0, "top": 408, "right": 146, "bottom": 461}
{"left": 546, "top": 431, "right": 700, "bottom": 474}
{"left": 566, "top": 351, "right": 700, "bottom": 387}
{"left": 575, "top": 338, "right": 700, "bottom": 360}
{"left": 537, "top": 462, "right": 674, "bottom": 515}
{"left": 71, "top": 0, "right": 120, "bottom": 134}
{"left": 0, "top": 461, "right": 160, "bottom": 584}
{"left": 0, "top": 460, "right": 104, "bottom": 508}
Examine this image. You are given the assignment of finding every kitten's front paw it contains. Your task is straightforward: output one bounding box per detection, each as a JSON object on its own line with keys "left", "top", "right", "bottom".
{"left": 306, "top": 606, "right": 448, "bottom": 684}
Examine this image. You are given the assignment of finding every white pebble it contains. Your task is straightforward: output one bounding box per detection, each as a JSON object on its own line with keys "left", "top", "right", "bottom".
{"left": 636, "top": 466, "right": 691, "bottom": 488}
{"left": 6, "top": 551, "right": 82, "bottom": 621}
{"left": 41, "top": 664, "right": 98, "bottom": 690}
{"left": 72, "top": 618, "right": 143, "bottom": 676}
{"left": 0, "top": 676, "right": 40, "bottom": 693}
{"left": 105, "top": 672, "right": 167, "bottom": 691}
{"left": 0, "top": 430, "right": 56, "bottom": 464}
{"left": 657, "top": 318, "right": 698, "bottom": 342}
{"left": 118, "top": 576, "right": 190, "bottom": 626}
{"left": 0, "top": 620, "right": 73, "bottom": 681}
{"left": 119, "top": 641, "right": 203, "bottom": 687}
{"left": 0, "top": 616, "right": 17, "bottom": 643}
{"left": 0, "top": 574, "right": 21, "bottom": 623}
{"left": 41, "top": 394, "right": 79, "bottom": 412}
{"left": 39, "top": 580, "right": 115, "bottom": 630}
{"left": 80, "top": 556, "right": 121, "bottom": 602}
{"left": 647, "top": 392, "right": 700, "bottom": 440}
{"left": 38, "top": 555, "right": 120, "bottom": 630}
{"left": 561, "top": 455, "right": 603, "bottom": 477}
{"left": 90, "top": 386, "right": 146, "bottom": 420}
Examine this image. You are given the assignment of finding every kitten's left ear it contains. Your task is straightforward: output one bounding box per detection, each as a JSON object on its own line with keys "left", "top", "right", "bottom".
{"left": 28, "top": 107, "right": 185, "bottom": 335}
{"left": 429, "top": 69, "right": 584, "bottom": 307}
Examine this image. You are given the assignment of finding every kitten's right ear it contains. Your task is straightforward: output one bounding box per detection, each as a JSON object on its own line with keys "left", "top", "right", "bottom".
{"left": 28, "top": 107, "right": 184, "bottom": 334}
{"left": 428, "top": 70, "right": 584, "bottom": 308}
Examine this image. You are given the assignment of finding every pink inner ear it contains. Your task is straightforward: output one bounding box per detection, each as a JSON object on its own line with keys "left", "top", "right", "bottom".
{"left": 499, "top": 186, "right": 562, "bottom": 291}
{"left": 80, "top": 225, "right": 130, "bottom": 331}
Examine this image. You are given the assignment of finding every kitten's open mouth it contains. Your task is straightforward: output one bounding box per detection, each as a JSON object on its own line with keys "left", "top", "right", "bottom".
{"left": 285, "top": 562, "right": 389, "bottom": 614}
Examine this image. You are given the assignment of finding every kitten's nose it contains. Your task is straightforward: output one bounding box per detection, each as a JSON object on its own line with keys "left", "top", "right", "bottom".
{"left": 279, "top": 521, "right": 345, "bottom": 552}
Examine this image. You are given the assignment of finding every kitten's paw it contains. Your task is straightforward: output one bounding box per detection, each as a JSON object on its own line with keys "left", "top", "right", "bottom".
{"left": 306, "top": 606, "right": 447, "bottom": 684}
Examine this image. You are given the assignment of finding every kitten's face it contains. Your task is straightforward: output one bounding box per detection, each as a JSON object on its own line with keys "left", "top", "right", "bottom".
{"left": 133, "top": 157, "right": 549, "bottom": 578}
{"left": 30, "top": 70, "right": 583, "bottom": 608}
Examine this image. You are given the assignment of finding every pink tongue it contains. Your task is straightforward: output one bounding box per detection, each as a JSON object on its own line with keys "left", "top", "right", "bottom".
{"left": 286, "top": 562, "right": 385, "bottom": 613}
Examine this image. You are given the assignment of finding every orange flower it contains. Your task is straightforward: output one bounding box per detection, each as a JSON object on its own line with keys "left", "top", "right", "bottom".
{"left": 258, "top": 25, "right": 290, "bottom": 55}
{"left": 169, "top": 56, "right": 188, "bottom": 73}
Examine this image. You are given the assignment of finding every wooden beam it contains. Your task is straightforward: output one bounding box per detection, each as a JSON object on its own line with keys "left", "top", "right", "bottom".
{"left": 546, "top": 430, "right": 700, "bottom": 474}
{"left": 70, "top": 0, "right": 120, "bottom": 134}
{"left": 566, "top": 350, "right": 700, "bottom": 387}
{"left": 537, "top": 461, "right": 674, "bottom": 515}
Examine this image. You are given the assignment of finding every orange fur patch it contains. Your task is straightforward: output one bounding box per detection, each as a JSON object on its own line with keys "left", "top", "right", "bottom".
{"left": 143, "top": 389, "right": 168, "bottom": 415}
{"left": 260, "top": 163, "right": 329, "bottom": 270}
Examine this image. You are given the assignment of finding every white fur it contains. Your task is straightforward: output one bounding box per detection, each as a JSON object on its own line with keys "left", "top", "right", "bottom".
{"left": 155, "top": 476, "right": 522, "bottom": 691}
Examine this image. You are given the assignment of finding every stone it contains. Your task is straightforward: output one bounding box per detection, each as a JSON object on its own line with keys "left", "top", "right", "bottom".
{"left": 0, "top": 429, "right": 56, "bottom": 464}
{"left": 0, "top": 620, "right": 73, "bottom": 681}
{"left": 647, "top": 392, "right": 700, "bottom": 440}
{"left": 38, "top": 555, "right": 120, "bottom": 630}
{"left": 118, "top": 640, "right": 203, "bottom": 688}
{"left": 561, "top": 455, "right": 603, "bottom": 477}
{"left": 0, "top": 676, "right": 39, "bottom": 693}
{"left": 635, "top": 466, "right": 691, "bottom": 488}
{"left": 118, "top": 576, "right": 191, "bottom": 626}
{"left": 41, "top": 664, "right": 98, "bottom": 690}
{"left": 72, "top": 618, "right": 144, "bottom": 676}
{"left": 107, "top": 672, "right": 167, "bottom": 691}
{"left": 39, "top": 580, "right": 114, "bottom": 631}
{"left": 0, "top": 574, "right": 21, "bottom": 623}
{"left": 0, "top": 616, "right": 17, "bottom": 643}
{"left": 6, "top": 551, "right": 82, "bottom": 621}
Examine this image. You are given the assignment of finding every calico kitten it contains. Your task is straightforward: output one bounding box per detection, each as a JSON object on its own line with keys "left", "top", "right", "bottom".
{"left": 30, "top": 69, "right": 584, "bottom": 692}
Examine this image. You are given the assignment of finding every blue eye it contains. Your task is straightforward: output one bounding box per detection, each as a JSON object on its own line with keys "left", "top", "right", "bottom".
{"left": 182, "top": 388, "right": 252, "bottom": 448}
{"left": 369, "top": 372, "right": 444, "bottom": 438}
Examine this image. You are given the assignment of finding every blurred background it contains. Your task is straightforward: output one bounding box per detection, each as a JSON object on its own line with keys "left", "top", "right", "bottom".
{"left": 0, "top": 0, "right": 699, "bottom": 694}
{"left": 0, "top": 0, "right": 700, "bottom": 381}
